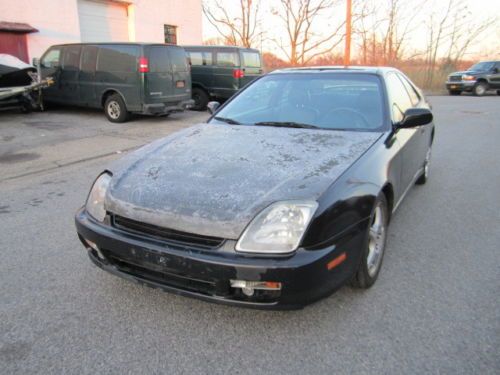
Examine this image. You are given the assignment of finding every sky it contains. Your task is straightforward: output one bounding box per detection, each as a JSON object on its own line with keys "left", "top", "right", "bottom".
{"left": 202, "top": 0, "right": 500, "bottom": 61}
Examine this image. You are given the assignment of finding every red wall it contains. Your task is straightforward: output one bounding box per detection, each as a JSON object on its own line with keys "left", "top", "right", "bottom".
{"left": 0, "top": 32, "right": 29, "bottom": 62}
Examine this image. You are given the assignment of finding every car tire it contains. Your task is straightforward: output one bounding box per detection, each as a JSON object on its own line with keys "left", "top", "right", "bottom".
{"left": 192, "top": 88, "right": 209, "bottom": 111}
{"left": 104, "top": 94, "right": 129, "bottom": 123}
{"left": 352, "top": 193, "right": 388, "bottom": 289}
{"left": 448, "top": 90, "right": 461, "bottom": 96}
{"left": 416, "top": 147, "right": 431, "bottom": 185}
{"left": 473, "top": 82, "right": 488, "bottom": 96}
{"left": 497, "top": 90, "right": 500, "bottom": 96}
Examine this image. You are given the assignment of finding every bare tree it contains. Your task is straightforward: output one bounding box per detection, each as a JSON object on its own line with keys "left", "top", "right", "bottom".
{"left": 203, "top": 0, "right": 262, "bottom": 48}
{"left": 424, "top": 0, "right": 497, "bottom": 87}
{"left": 354, "top": 0, "right": 424, "bottom": 65}
{"left": 271, "top": 0, "right": 346, "bottom": 66}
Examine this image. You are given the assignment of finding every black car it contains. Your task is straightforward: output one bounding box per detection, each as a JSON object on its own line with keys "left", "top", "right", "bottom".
{"left": 75, "top": 66, "right": 435, "bottom": 309}
{"left": 446, "top": 61, "right": 500, "bottom": 96}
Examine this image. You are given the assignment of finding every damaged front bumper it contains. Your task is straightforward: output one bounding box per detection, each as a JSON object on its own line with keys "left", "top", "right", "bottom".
{"left": 75, "top": 208, "right": 361, "bottom": 309}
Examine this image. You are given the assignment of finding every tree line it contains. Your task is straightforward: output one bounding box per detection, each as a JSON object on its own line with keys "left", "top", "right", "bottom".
{"left": 203, "top": 0, "right": 498, "bottom": 90}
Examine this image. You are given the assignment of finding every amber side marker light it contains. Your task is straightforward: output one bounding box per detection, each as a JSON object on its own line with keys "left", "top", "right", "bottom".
{"left": 327, "top": 252, "right": 347, "bottom": 270}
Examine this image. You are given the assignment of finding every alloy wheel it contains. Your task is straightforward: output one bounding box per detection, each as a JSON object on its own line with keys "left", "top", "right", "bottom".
{"left": 367, "top": 203, "right": 386, "bottom": 277}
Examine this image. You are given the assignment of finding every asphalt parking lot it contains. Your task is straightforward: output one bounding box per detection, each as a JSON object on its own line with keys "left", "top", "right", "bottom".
{"left": 1, "top": 98, "right": 499, "bottom": 374}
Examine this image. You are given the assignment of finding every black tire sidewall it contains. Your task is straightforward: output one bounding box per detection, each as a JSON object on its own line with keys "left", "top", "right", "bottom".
{"left": 104, "top": 94, "right": 129, "bottom": 123}
{"left": 191, "top": 88, "right": 209, "bottom": 111}
{"left": 353, "top": 193, "right": 389, "bottom": 288}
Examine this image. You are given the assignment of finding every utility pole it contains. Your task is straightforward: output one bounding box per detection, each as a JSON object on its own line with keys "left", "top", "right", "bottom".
{"left": 344, "top": 0, "right": 352, "bottom": 66}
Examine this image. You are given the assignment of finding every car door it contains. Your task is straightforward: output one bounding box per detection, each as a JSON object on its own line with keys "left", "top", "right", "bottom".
{"left": 214, "top": 49, "right": 239, "bottom": 98}
{"left": 167, "top": 46, "right": 191, "bottom": 101}
{"left": 187, "top": 49, "right": 214, "bottom": 90}
{"left": 145, "top": 45, "right": 173, "bottom": 103}
{"left": 39, "top": 46, "right": 63, "bottom": 101}
{"left": 490, "top": 62, "right": 500, "bottom": 89}
{"left": 397, "top": 73, "right": 432, "bottom": 169}
{"left": 59, "top": 45, "right": 82, "bottom": 104}
{"left": 385, "top": 72, "right": 422, "bottom": 194}
{"left": 78, "top": 45, "right": 98, "bottom": 106}
{"left": 239, "top": 50, "right": 263, "bottom": 88}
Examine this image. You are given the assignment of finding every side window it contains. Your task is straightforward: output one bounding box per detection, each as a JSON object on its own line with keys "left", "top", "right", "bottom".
{"left": 149, "top": 47, "right": 170, "bottom": 73}
{"left": 188, "top": 52, "right": 203, "bottom": 66}
{"left": 397, "top": 73, "right": 420, "bottom": 106}
{"left": 203, "top": 52, "right": 213, "bottom": 65}
{"left": 386, "top": 73, "right": 413, "bottom": 122}
{"left": 242, "top": 52, "right": 261, "bottom": 68}
{"left": 41, "top": 47, "right": 61, "bottom": 68}
{"left": 81, "top": 46, "right": 98, "bottom": 73}
{"left": 62, "top": 46, "right": 81, "bottom": 71}
{"left": 97, "top": 46, "right": 138, "bottom": 72}
{"left": 216, "top": 52, "right": 238, "bottom": 67}
{"left": 188, "top": 51, "right": 213, "bottom": 66}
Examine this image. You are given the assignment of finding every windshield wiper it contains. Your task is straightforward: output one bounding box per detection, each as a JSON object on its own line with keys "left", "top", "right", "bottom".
{"left": 254, "top": 121, "right": 320, "bottom": 129}
{"left": 214, "top": 116, "right": 241, "bottom": 125}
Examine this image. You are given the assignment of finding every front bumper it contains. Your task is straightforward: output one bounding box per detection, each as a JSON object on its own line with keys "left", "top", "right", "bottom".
{"left": 142, "top": 99, "right": 194, "bottom": 115}
{"left": 75, "top": 208, "right": 365, "bottom": 309}
{"left": 445, "top": 81, "right": 475, "bottom": 91}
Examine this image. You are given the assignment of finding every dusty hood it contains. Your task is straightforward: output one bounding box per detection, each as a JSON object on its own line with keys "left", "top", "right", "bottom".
{"left": 105, "top": 124, "right": 381, "bottom": 239}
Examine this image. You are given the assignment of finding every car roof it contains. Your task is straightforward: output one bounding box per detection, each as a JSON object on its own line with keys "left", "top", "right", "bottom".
{"left": 269, "top": 66, "right": 398, "bottom": 75}
{"left": 183, "top": 45, "right": 260, "bottom": 52}
{"left": 50, "top": 42, "right": 181, "bottom": 47}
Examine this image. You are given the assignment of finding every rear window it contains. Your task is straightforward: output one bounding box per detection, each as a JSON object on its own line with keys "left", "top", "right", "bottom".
{"left": 169, "top": 47, "right": 188, "bottom": 72}
{"left": 97, "top": 46, "right": 138, "bottom": 72}
{"left": 216, "top": 52, "right": 238, "bottom": 67}
{"left": 149, "top": 47, "right": 170, "bottom": 73}
{"left": 242, "top": 52, "right": 261, "bottom": 68}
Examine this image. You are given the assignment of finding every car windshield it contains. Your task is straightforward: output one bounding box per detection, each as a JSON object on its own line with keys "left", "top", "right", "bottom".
{"left": 468, "top": 62, "right": 494, "bottom": 71}
{"left": 210, "top": 73, "right": 385, "bottom": 131}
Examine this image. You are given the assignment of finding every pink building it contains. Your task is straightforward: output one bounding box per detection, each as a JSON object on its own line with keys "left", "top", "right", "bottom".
{"left": 0, "top": 0, "right": 202, "bottom": 62}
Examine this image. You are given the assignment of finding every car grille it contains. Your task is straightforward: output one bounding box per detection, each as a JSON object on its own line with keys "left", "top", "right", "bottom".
{"left": 101, "top": 250, "right": 219, "bottom": 295}
{"left": 449, "top": 75, "right": 462, "bottom": 82}
{"left": 111, "top": 214, "right": 225, "bottom": 250}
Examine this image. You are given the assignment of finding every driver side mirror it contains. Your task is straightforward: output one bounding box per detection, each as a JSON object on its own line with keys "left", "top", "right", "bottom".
{"left": 207, "top": 101, "right": 220, "bottom": 115}
{"left": 396, "top": 108, "right": 433, "bottom": 128}
{"left": 32, "top": 57, "right": 39, "bottom": 67}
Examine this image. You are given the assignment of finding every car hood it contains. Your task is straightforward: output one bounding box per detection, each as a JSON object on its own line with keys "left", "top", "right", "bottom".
{"left": 105, "top": 124, "right": 381, "bottom": 239}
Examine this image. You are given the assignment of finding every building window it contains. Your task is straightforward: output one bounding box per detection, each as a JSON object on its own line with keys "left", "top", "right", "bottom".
{"left": 164, "top": 25, "right": 177, "bottom": 44}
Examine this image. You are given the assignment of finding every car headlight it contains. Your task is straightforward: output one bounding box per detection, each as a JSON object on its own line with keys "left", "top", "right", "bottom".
{"left": 462, "top": 75, "right": 476, "bottom": 81}
{"left": 236, "top": 201, "right": 318, "bottom": 254}
{"left": 86, "top": 173, "right": 111, "bottom": 222}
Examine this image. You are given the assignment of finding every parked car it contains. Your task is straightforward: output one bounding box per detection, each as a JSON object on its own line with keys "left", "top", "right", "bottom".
{"left": 184, "top": 46, "right": 263, "bottom": 110}
{"left": 75, "top": 66, "right": 435, "bottom": 309}
{"left": 446, "top": 61, "right": 500, "bottom": 96}
{"left": 37, "top": 43, "right": 193, "bottom": 122}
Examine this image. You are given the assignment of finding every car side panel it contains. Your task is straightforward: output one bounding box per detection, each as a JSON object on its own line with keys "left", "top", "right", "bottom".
{"left": 302, "top": 133, "right": 402, "bottom": 249}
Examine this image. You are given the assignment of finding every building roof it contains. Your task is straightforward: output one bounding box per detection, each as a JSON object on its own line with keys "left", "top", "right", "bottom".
{"left": 0, "top": 21, "right": 38, "bottom": 33}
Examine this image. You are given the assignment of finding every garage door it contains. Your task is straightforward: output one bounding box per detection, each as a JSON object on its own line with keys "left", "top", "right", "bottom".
{"left": 78, "top": 0, "right": 129, "bottom": 42}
